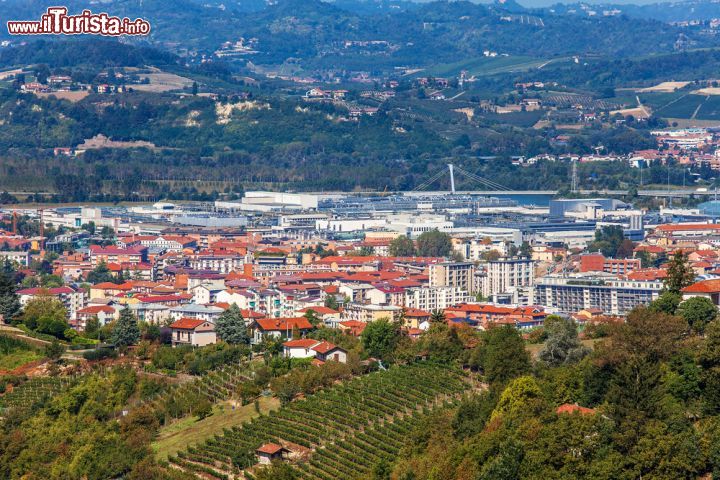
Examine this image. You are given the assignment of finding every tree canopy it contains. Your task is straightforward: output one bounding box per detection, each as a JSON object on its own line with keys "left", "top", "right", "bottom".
{"left": 215, "top": 304, "right": 250, "bottom": 345}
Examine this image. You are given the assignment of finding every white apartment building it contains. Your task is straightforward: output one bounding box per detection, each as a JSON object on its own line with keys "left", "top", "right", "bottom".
{"left": 530, "top": 275, "right": 662, "bottom": 316}
{"left": 481, "top": 257, "right": 535, "bottom": 298}
{"left": 404, "top": 286, "right": 472, "bottom": 311}
{"left": 188, "top": 254, "right": 245, "bottom": 274}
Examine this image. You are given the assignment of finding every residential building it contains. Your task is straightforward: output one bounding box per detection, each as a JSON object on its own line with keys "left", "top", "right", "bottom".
{"left": 530, "top": 275, "right": 662, "bottom": 315}
{"left": 17, "top": 286, "right": 86, "bottom": 320}
{"left": 481, "top": 257, "right": 535, "bottom": 298}
{"left": 404, "top": 286, "right": 472, "bottom": 311}
{"left": 429, "top": 262, "right": 474, "bottom": 291}
{"left": 250, "top": 317, "right": 313, "bottom": 344}
{"left": 170, "top": 318, "right": 217, "bottom": 346}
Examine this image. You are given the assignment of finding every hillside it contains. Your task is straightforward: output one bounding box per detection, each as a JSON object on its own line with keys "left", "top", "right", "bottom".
{"left": 0, "top": 0, "right": 713, "bottom": 70}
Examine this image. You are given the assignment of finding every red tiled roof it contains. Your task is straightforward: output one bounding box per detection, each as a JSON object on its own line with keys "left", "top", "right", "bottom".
{"left": 90, "top": 245, "right": 147, "bottom": 255}
{"left": 255, "top": 317, "right": 313, "bottom": 331}
{"left": 556, "top": 403, "right": 596, "bottom": 415}
{"left": 17, "top": 286, "right": 75, "bottom": 295}
{"left": 311, "top": 341, "right": 342, "bottom": 354}
{"left": 404, "top": 308, "right": 431, "bottom": 317}
{"left": 92, "top": 282, "right": 132, "bottom": 290}
{"left": 170, "top": 318, "right": 206, "bottom": 330}
{"left": 682, "top": 279, "right": 720, "bottom": 293}
{"left": 283, "top": 339, "right": 319, "bottom": 348}
{"left": 339, "top": 320, "right": 367, "bottom": 336}
{"left": 626, "top": 268, "right": 667, "bottom": 281}
{"left": 256, "top": 443, "right": 285, "bottom": 455}
{"left": 135, "top": 294, "right": 190, "bottom": 303}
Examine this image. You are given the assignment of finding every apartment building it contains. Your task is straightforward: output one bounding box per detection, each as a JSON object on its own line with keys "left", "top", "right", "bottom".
{"left": 429, "top": 262, "right": 474, "bottom": 292}
{"left": 530, "top": 275, "right": 662, "bottom": 315}
{"left": 481, "top": 257, "right": 535, "bottom": 298}
{"left": 404, "top": 286, "right": 472, "bottom": 312}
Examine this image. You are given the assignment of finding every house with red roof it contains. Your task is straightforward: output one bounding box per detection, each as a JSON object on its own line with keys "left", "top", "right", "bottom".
{"left": 256, "top": 443, "right": 289, "bottom": 465}
{"left": 89, "top": 281, "right": 134, "bottom": 299}
{"left": 250, "top": 317, "right": 313, "bottom": 344}
{"left": 169, "top": 318, "right": 217, "bottom": 347}
{"left": 403, "top": 308, "right": 431, "bottom": 329}
{"left": 89, "top": 245, "right": 147, "bottom": 266}
{"left": 282, "top": 338, "right": 347, "bottom": 363}
{"left": 338, "top": 320, "right": 367, "bottom": 336}
{"left": 75, "top": 305, "right": 118, "bottom": 329}
{"left": 682, "top": 279, "right": 720, "bottom": 305}
{"left": 445, "top": 303, "right": 546, "bottom": 330}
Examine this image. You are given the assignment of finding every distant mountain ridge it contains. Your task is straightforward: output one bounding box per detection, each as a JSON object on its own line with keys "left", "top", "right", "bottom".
{"left": 0, "top": 0, "right": 714, "bottom": 70}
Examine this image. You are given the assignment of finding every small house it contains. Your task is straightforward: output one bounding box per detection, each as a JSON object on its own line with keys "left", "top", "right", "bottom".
{"left": 169, "top": 318, "right": 216, "bottom": 347}
{"left": 256, "top": 443, "right": 289, "bottom": 465}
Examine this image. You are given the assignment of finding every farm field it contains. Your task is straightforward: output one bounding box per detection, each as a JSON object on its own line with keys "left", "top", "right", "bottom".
{"left": 421, "top": 55, "right": 563, "bottom": 79}
{"left": 0, "top": 376, "right": 78, "bottom": 412}
{"left": 168, "top": 362, "right": 472, "bottom": 479}
{"left": 153, "top": 396, "right": 280, "bottom": 461}
{"left": 637, "top": 81, "right": 690, "bottom": 93}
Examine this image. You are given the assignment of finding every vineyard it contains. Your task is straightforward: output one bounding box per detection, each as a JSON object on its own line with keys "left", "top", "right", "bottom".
{"left": 0, "top": 376, "right": 78, "bottom": 412}
{"left": 168, "top": 362, "right": 472, "bottom": 479}
{"left": 134, "top": 361, "right": 256, "bottom": 421}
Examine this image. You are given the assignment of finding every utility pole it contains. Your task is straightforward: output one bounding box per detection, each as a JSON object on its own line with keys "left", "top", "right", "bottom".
{"left": 448, "top": 163, "right": 456, "bottom": 194}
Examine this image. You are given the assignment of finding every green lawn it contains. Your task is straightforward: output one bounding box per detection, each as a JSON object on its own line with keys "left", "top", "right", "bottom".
{"left": 152, "top": 396, "right": 280, "bottom": 460}
{"left": 0, "top": 349, "right": 41, "bottom": 371}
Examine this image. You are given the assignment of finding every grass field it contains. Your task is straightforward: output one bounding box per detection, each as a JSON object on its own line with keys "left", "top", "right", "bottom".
{"left": 421, "top": 55, "right": 568, "bottom": 79}
{"left": 0, "top": 349, "right": 41, "bottom": 371}
{"left": 0, "top": 333, "right": 42, "bottom": 372}
{"left": 152, "top": 396, "right": 280, "bottom": 461}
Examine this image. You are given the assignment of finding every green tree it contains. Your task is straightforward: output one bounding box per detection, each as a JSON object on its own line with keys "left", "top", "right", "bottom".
{"left": 677, "top": 296, "right": 717, "bottom": 334}
{"left": 430, "top": 309, "right": 446, "bottom": 323}
{"left": 111, "top": 306, "right": 140, "bottom": 347}
{"left": 194, "top": 399, "right": 213, "bottom": 420}
{"left": 361, "top": 317, "right": 401, "bottom": 361}
{"left": 519, "top": 241, "right": 533, "bottom": 258}
{"left": 664, "top": 251, "right": 695, "bottom": 294}
{"left": 416, "top": 230, "right": 452, "bottom": 257}
{"left": 84, "top": 315, "right": 100, "bottom": 339}
{"left": 471, "top": 325, "right": 530, "bottom": 387}
{"left": 86, "top": 261, "right": 117, "bottom": 284}
{"left": 490, "top": 375, "right": 544, "bottom": 422}
{"left": 699, "top": 320, "right": 720, "bottom": 413}
{"left": 324, "top": 295, "right": 339, "bottom": 310}
{"left": 389, "top": 235, "right": 415, "bottom": 257}
{"left": 22, "top": 295, "right": 68, "bottom": 336}
{"left": 0, "top": 270, "right": 20, "bottom": 322}
{"left": 303, "top": 309, "right": 321, "bottom": 327}
{"left": 44, "top": 339, "right": 66, "bottom": 361}
{"left": 538, "top": 315, "right": 589, "bottom": 366}
{"left": 588, "top": 225, "right": 626, "bottom": 258}
{"left": 649, "top": 291, "right": 682, "bottom": 315}
{"left": 215, "top": 304, "right": 249, "bottom": 344}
